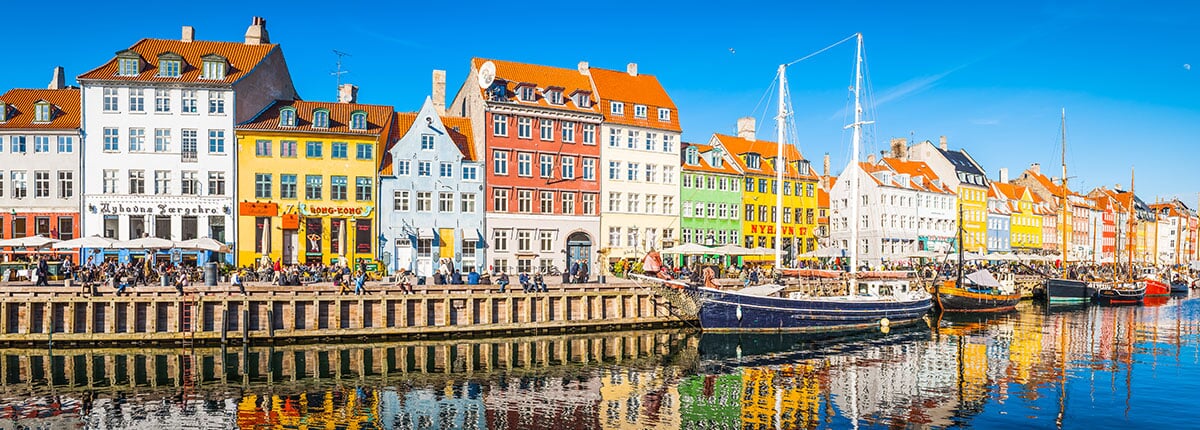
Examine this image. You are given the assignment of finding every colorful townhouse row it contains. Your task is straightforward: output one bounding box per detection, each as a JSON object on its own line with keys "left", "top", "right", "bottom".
{"left": 0, "top": 17, "right": 1195, "bottom": 276}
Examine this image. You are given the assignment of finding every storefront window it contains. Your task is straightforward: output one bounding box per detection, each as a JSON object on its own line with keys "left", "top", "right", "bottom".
{"left": 155, "top": 216, "right": 171, "bottom": 239}
{"left": 58, "top": 217, "right": 74, "bottom": 240}
{"left": 209, "top": 216, "right": 225, "bottom": 242}
{"left": 11, "top": 217, "right": 26, "bottom": 238}
{"left": 103, "top": 216, "right": 119, "bottom": 239}
{"left": 182, "top": 216, "right": 197, "bottom": 240}
{"left": 35, "top": 217, "right": 50, "bottom": 236}
{"left": 129, "top": 217, "right": 145, "bottom": 239}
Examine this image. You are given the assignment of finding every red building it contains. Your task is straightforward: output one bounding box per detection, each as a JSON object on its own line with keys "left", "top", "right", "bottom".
{"left": 450, "top": 59, "right": 603, "bottom": 274}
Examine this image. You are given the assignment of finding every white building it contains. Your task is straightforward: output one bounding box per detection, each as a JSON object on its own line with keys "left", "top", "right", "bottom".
{"left": 590, "top": 63, "right": 682, "bottom": 263}
{"left": 831, "top": 158, "right": 956, "bottom": 268}
{"left": 77, "top": 18, "right": 295, "bottom": 262}
{"left": 0, "top": 68, "right": 82, "bottom": 245}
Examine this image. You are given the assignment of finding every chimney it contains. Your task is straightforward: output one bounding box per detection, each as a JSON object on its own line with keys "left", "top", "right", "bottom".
{"left": 736, "top": 117, "right": 756, "bottom": 141}
{"left": 47, "top": 67, "right": 65, "bottom": 90}
{"left": 432, "top": 69, "right": 446, "bottom": 116}
{"left": 1114, "top": 183, "right": 1123, "bottom": 191}
{"left": 867, "top": 153, "right": 877, "bottom": 164}
{"left": 938, "top": 135, "right": 948, "bottom": 151}
{"left": 626, "top": 62, "right": 638, "bottom": 77}
{"left": 998, "top": 167, "right": 1009, "bottom": 183}
{"left": 823, "top": 153, "right": 830, "bottom": 176}
{"left": 244, "top": 16, "right": 269, "bottom": 45}
{"left": 890, "top": 137, "right": 908, "bottom": 159}
{"left": 577, "top": 61, "right": 590, "bottom": 75}
{"left": 1030, "top": 162, "right": 1041, "bottom": 175}
{"left": 181, "top": 25, "right": 195, "bottom": 42}
{"left": 338, "top": 84, "right": 358, "bottom": 104}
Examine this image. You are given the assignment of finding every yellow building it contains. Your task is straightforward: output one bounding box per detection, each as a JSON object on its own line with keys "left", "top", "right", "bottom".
{"left": 234, "top": 98, "right": 394, "bottom": 267}
{"left": 711, "top": 125, "right": 819, "bottom": 264}
{"left": 994, "top": 183, "right": 1042, "bottom": 251}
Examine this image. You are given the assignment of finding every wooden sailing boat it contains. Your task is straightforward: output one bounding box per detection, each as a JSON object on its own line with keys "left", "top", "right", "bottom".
{"left": 1093, "top": 170, "right": 1146, "bottom": 304}
{"left": 634, "top": 34, "right": 932, "bottom": 333}
{"left": 1037, "top": 109, "right": 1097, "bottom": 303}
{"left": 935, "top": 203, "right": 1022, "bottom": 312}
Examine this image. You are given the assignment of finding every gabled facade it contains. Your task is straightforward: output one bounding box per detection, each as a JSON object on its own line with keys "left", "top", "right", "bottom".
{"left": 449, "top": 58, "right": 602, "bottom": 275}
{"left": 993, "top": 182, "right": 1042, "bottom": 252}
{"left": 1013, "top": 162, "right": 1095, "bottom": 261}
{"left": 78, "top": 18, "right": 296, "bottom": 264}
{"left": 590, "top": 63, "right": 682, "bottom": 263}
{"left": 378, "top": 97, "right": 482, "bottom": 276}
{"left": 1149, "top": 200, "right": 1195, "bottom": 265}
{"left": 710, "top": 118, "right": 819, "bottom": 264}
{"left": 234, "top": 95, "right": 392, "bottom": 267}
{"left": 985, "top": 185, "right": 1012, "bottom": 253}
{"left": 881, "top": 156, "right": 957, "bottom": 253}
{"left": 679, "top": 142, "right": 742, "bottom": 248}
{"left": 0, "top": 70, "right": 82, "bottom": 245}
{"left": 907, "top": 137, "right": 989, "bottom": 252}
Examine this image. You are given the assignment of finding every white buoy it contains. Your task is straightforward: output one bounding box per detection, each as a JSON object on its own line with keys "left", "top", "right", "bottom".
{"left": 736, "top": 304, "right": 743, "bottom": 320}
{"left": 880, "top": 317, "right": 890, "bottom": 327}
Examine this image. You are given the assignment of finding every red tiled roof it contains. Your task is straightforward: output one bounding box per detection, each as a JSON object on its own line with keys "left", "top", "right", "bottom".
{"left": 472, "top": 58, "right": 598, "bottom": 115}
{"left": 589, "top": 67, "right": 680, "bottom": 132}
{"left": 378, "top": 113, "right": 475, "bottom": 174}
{"left": 681, "top": 142, "right": 741, "bottom": 175}
{"left": 712, "top": 133, "right": 814, "bottom": 179}
{"left": 238, "top": 100, "right": 393, "bottom": 136}
{"left": 0, "top": 88, "right": 80, "bottom": 130}
{"left": 991, "top": 182, "right": 1028, "bottom": 202}
{"left": 880, "top": 158, "right": 955, "bottom": 194}
{"left": 79, "top": 38, "right": 277, "bottom": 84}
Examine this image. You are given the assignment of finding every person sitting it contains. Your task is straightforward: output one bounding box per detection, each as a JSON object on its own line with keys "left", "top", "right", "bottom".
{"left": 532, "top": 272, "right": 547, "bottom": 292}
{"left": 496, "top": 272, "right": 510, "bottom": 293}
{"left": 450, "top": 269, "right": 464, "bottom": 285}
{"left": 467, "top": 269, "right": 480, "bottom": 285}
{"left": 114, "top": 270, "right": 129, "bottom": 295}
{"left": 519, "top": 272, "right": 532, "bottom": 292}
{"left": 353, "top": 270, "right": 368, "bottom": 295}
{"left": 231, "top": 270, "right": 246, "bottom": 295}
{"left": 395, "top": 269, "right": 415, "bottom": 294}
{"left": 433, "top": 272, "right": 445, "bottom": 285}
{"left": 174, "top": 271, "right": 189, "bottom": 295}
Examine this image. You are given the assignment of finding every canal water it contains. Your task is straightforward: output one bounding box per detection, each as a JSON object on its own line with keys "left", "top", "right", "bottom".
{"left": 1, "top": 294, "right": 1198, "bottom": 429}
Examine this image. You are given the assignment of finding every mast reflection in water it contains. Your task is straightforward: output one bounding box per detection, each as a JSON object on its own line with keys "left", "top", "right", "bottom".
{"left": 2, "top": 295, "right": 1200, "bottom": 429}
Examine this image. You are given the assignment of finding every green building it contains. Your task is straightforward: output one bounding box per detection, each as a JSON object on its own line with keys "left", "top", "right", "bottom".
{"left": 680, "top": 143, "right": 743, "bottom": 264}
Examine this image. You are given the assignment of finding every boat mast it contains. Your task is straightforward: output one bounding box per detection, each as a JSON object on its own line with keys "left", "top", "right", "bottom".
{"left": 1060, "top": 108, "right": 1069, "bottom": 272}
{"left": 849, "top": 33, "right": 865, "bottom": 276}
{"left": 1128, "top": 167, "right": 1135, "bottom": 280}
{"left": 776, "top": 64, "right": 787, "bottom": 269}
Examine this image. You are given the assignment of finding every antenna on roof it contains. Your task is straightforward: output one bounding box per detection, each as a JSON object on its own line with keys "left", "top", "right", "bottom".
{"left": 332, "top": 50, "right": 351, "bottom": 98}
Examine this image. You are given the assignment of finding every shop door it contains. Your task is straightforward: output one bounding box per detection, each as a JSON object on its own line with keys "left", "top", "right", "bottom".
{"left": 282, "top": 230, "right": 298, "bottom": 264}
{"left": 395, "top": 238, "right": 413, "bottom": 273}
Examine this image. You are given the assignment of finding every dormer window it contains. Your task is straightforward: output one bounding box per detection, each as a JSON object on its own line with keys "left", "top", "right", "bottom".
{"left": 279, "top": 107, "right": 296, "bottom": 127}
{"left": 200, "top": 54, "right": 227, "bottom": 80}
{"left": 487, "top": 81, "right": 507, "bottom": 101}
{"left": 312, "top": 108, "right": 330, "bottom": 128}
{"left": 515, "top": 83, "right": 536, "bottom": 102}
{"left": 572, "top": 91, "right": 592, "bottom": 108}
{"left": 658, "top": 108, "right": 670, "bottom": 121}
{"left": 685, "top": 147, "right": 699, "bottom": 165}
{"left": 34, "top": 101, "right": 51, "bottom": 122}
{"left": 634, "top": 105, "right": 647, "bottom": 118}
{"left": 611, "top": 101, "right": 624, "bottom": 115}
{"left": 712, "top": 151, "right": 724, "bottom": 168}
{"left": 350, "top": 111, "right": 367, "bottom": 130}
{"left": 157, "top": 52, "right": 184, "bottom": 78}
{"left": 0, "top": 102, "right": 7, "bottom": 122}
{"left": 795, "top": 160, "right": 810, "bottom": 176}
{"left": 545, "top": 87, "right": 564, "bottom": 105}
{"left": 746, "top": 153, "right": 761, "bottom": 169}
{"left": 116, "top": 50, "right": 141, "bottom": 76}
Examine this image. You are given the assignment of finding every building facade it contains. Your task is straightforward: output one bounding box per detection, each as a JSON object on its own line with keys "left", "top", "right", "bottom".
{"left": 993, "top": 182, "right": 1042, "bottom": 252}
{"left": 985, "top": 185, "right": 1011, "bottom": 253}
{"left": 679, "top": 142, "right": 742, "bottom": 248}
{"left": 234, "top": 93, "right": 391, "bottom": 267}
{"left": 78, "top": 19, "right": 296, "bottom": 263}
{"left": 379, "top": 96, "right": 482, "bottom": 276}
{"left": 449, "top": 58, "right": 602, "bottom": 275}
{"left": 591, "top": 63, "right": 682, "bottom": 263}
{"left": 908, "top": 137, "right": 989, "bottom": 252}
{"left": 0, "top": 71, "right": 82, "bottom": 249}
{"left": 881, "top": 156, "right": 957, "bottom": 254}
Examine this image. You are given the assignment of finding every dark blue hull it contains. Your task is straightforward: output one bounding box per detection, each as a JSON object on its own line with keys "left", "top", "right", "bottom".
{"left": 1170, "top": 282, "right": 1189, "bottom": 293}
{"left": 697, "top": 288, "right": 932, "bottom": 333}
{"left": 1038, "top": 278, "right": 1095, "bottom": 303}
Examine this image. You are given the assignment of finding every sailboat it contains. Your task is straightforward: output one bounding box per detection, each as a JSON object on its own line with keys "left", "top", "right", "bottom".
{"left": 1035, "top": 110, "right": 1097, "bottom": 303}
{"left": 1094, "top": 177, "right": 1146, "bottom": 305}
{"left": 935, "top": 203, "right": 1022, "bottom": 312}
{"left": 636, "top": 33, "right": 932, "bottom": 333}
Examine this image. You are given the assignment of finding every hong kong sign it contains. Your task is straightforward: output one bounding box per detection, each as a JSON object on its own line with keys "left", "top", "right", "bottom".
{"left": 298, "top": 203, "right": 374, "bottom": 217}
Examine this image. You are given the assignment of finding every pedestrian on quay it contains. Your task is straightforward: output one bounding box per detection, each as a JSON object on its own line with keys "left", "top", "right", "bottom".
{"left": 533, "top": 271, "right": 547, "bottom": 292}
{"left": 174, "top": 270, "right": 189, "bottom": 295}
{"left": 353, "top": 269, "right": 368, "bottom": 295}
{"left": 231, "top": 269, "right": 246, "bottom": 295}
{"left": 519, "top": 272, "right": 532, "bottom": 292}
{"left": 496, "top": 271, "right": 510, "bottom": 293}
{"left": 395, "top": 269, "right": 415, "bottom": 294}
{"left": 35, "top": 257, "right": 50, "bottom": 287}
{"left": 570, "top": 260, "right": 581, "bottom": 284}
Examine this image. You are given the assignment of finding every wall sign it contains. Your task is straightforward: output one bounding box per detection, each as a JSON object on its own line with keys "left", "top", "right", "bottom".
{"left": 240, "top": 202, "right": 279, "bottom": 217}
{"left": 298, "top": 203, "right": 374, "bottom": 217}
{"left": 91, "top": 201, "right": 224, "bottom": 216}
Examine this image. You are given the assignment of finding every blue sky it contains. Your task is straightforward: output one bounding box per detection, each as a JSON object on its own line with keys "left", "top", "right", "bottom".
{"left": 6, "top": 1, "right": 1198, "bottom": 203}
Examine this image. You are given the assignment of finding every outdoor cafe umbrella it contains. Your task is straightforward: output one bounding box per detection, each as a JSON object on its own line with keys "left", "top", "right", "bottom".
{"left": 711, "top": 244, "right": 755, "bottom": 255}
{"left": 52, "top": 235, "right": 115, "bottom": 249}
{"left": 0, "top": 235, "right": 59, "bottom": 249}
{"left": 659, "top": 243, "right": 712, "bottom": 255}
{"left": 803, "top": 246, "right": 847, "bottom": 258}
{"left": 177, "top": 237, "right": 230, "bottom": 253}
{"left": 748, "top": 247, "right": 777, "bottom": 256}
{"left": 113, "top": 237, "right": 177, "bottom": 250}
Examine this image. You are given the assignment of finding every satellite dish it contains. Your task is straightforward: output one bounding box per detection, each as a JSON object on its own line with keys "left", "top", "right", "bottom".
{"left": 477, "top": 61, "right": 497, "bottom": 89}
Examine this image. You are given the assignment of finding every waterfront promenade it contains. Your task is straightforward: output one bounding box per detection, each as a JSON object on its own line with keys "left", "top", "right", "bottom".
{"left": 0, "top": 277, "right": 689, "bottom": 346}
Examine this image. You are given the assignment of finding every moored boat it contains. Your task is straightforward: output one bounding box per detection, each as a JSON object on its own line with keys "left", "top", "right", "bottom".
{"left": 693, "top": 278, "right": 932, "bottom": 333}
{"left": 1040, "top": 278, "right": 1096, "bottom": 303}
{"left": 936, "top": 269, "right": 1021, "bottom": 313}
{"left": 1093, "top": 281, "right": 1146, "bottom": 305}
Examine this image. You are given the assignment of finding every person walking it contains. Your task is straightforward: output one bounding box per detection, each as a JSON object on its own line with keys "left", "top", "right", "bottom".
{"left": 35, "top": 257, "right": 51, "bottom": 286}
{"left": 353, "top": 270, "right": 367, "bottom": 295}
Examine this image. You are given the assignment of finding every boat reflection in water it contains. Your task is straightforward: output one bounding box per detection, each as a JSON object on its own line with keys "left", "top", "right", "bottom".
{"left": 2, "top": 295, "right": 1200, "bottom": 429}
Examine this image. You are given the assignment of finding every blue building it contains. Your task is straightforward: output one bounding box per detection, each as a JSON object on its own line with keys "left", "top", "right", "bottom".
{"left": 379, "top": 97, "right": 484, "bottom": 276}
{"left": 986, "top": 186, "right": 1012, "bottom": 253}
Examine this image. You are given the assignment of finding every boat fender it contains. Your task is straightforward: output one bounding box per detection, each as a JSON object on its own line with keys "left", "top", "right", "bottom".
{"left": 736, "top": 304, "right": 743, "bottom": 321}
{"left": 879, "top": 317, "right": 890, "bottom": 328}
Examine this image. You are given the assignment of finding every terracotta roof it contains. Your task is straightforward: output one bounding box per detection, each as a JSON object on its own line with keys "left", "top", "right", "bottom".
{"left": 711, "top": 133, "right": 814, "bottom": 179}
{"left": 991, "top": 182, "right": 1029, "bottom": 202}
{"left": 681, "top": 142, "right": 741, "bottom": 175}
{"left": 79, "top": 38, "right": 277, "bottom": 84}
{"left": 1022, "top": 168, "right": 1074, "bottom": 198}
{"left": 817, "top": 188, "right": 829, "bottom": 207}
{"left": 0, "top": 88, "right": 80, "bottom": 130}
{"left": 881, "top": 158, "right": 955, "bottom": 194}
{"left": 378, "top": 112, "right": 475, "bottom": 174}
{"left": 589, "top": 67, "right": 680, "bottom": 132}
{"left": 472, "top": 58, "right": 598, "bottom": 115}
{"left": 238, "top": 100, "right": 394, "bottom": 136}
